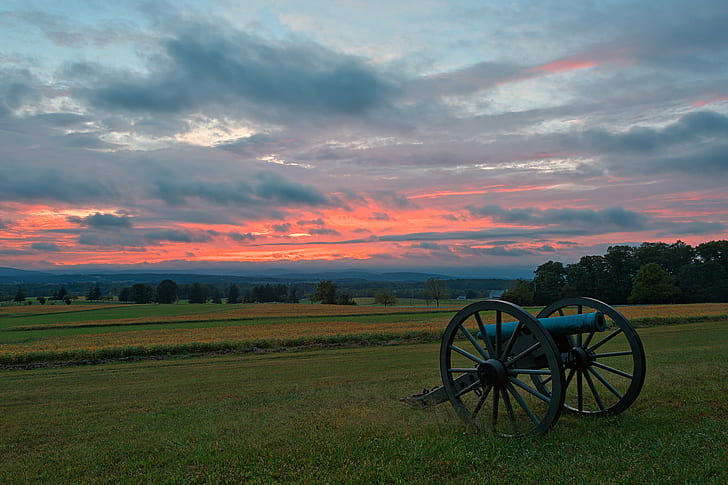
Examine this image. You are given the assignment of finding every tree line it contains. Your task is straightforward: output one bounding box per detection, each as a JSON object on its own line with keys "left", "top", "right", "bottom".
{"left": 501, "top": 240, "right": 728, "bottom": 305}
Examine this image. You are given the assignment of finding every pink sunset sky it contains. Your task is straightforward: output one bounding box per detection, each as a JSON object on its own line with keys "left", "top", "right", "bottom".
{"left": 1, "top": 1, "right": 726, "bottom": 277}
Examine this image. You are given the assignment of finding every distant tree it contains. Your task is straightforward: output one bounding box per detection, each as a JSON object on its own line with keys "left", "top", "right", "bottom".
{"left": 54, "top": 286, "right": 68, "bottom": 301}
{"left": 87, "top": 283, "right": 102, "bottom": 301}
{"left": 119, "top": 287, "right": 133, "bottom": 303}
{"left": 628, "top": 263, "right": 681, "bottom": 304}
{"left": 64, "top": 297, "right": 72, "bottom": 305}
{"left": 210, "top": 286, "right": 223, "bottom": 304}
{"left": 312, "top": 280, "right": 337, "bottom": 304}
{"left": 14, "top": 286, "right": 26, "bottom": 302}
{"left": 130, "top": 283, "right": 155, "bottom": 304}
{"left": 566, "top": 256, "right": 608, "bottom": 299}
{"left": 337, "top": 292, "right": 356, "bottom": 305}
{"left": 500, "top": 279, "right": 535, "bottom": 306}
{"left": 696, "top": 240, "right": 728, "bottom": 267}
{"left": 227, "top": 284, "right": 241, "bottom": 304}
{"left": 156, "top": 279, "right": 178, "bottom": 304}
{"left": 189, "top": 282, "right": 208, "bottom": 304}
{"left": 603, "top": 245, "right": 637, "bottom": 303}
{"left": 533, "top": 261, "right": 567, "bottom": 305}
{"left": 634, "top": 241, "right": 694, "bottom": 276}
{"left": 38, "top": 297, "right": 46, "bottom": 305}
{"left": 424, "top": 277, "right": 449, "bottom": 307}
{"left": 374, "top": 291, "right": 397, "bottom": 307}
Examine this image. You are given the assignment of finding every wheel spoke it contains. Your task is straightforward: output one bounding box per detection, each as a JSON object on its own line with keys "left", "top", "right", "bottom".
{"left": 500, "top": 388, "right": 519, "bottom": 435}
{"left": 583, "top": 369, "right": 606, "bottom": 411}
{"left": 564, "top": 367, "right": 576, "bottom": 388}
{"left": 588, "top": 367, "right": 624, "bottom": 399}
{"left": 582, "top": 330, "right": 596, "bottom": 348}
{"left": 588, "top": 328, "right": 623, "bottom": 352}
{"left": 509, "top": 376, "right": 552, "bottom": 403}
{"left": 508, "top": 341, "right": 541, "bottom": 365}
{"left": 577, "top": 369, "right": 583, "bottom": 412}
{"left": 474, "top": 311, "right": 496, "bottom": 357}
{"left": 505, "top": 382, "right": 540, "bottom": 425}
{"left": 491, "top": 387, "right": 500, "bottom": 431}
{"left": 594, "top": 350, "right": 633, "bottom": 358}
{"left": 591, "top": 361, "right": 633, "bottom": 379}
{"left": 458, "top": 324, "right": 489, "bottom": 360}
{"left": 449, "top": 343, "right": 485, "bottom": 365}
{"left": 471, "top": 385, "right": 493, "bottom": 418}
{"left": 501, "top": 319, "right": 523, "bottom": 360}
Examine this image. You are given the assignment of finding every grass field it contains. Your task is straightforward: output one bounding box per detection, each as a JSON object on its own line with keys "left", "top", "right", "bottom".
{"left": 2, "top": 302, "right": 726, "bottom": 366}
{"left": 1, "top": 302, "right": 727, "bottom": 483}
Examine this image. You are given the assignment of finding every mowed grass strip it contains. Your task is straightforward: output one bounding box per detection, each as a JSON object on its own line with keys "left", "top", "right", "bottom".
{"left": 1, "top": 303, "right": 453, "bottom": 331}
{"left": 1, "top": 321, "right": 725, "bottom": 484}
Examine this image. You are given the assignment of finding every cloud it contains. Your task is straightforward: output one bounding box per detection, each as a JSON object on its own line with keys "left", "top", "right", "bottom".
{"left": 254, "top": 172, "right": 330, "bottom": 206}
{"left": 468, "top": 205, "right": 648, "bottom": 229}
{"left": 0, "top": 168, "right": 120, "bottom": 204}
{"left": 143, "top": 229, "right": 214, "bottom": 243}
{"left": 69, "top": 212, "right": 133, "bottom": 228}
{"left": 153, "top": 171, "right": 331, "bottom": 209}
{"left": 31, "top": 242, "right": 61, "bottom": 251}
{"left": 272, "top": 223, "right": 292, "bottom": 233}
{"left": 81, "top": 26, "right": 397, "bottom": 120}
{"left": 579, "top": 111, "right": 728, "bottom": 154}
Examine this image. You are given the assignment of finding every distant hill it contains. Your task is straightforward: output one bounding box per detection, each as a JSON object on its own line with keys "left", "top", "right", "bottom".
{"left": 0, "top": 267, "right": 456, "bottom": 285}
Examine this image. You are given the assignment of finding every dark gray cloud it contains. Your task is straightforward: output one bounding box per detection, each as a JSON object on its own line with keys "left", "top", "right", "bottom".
{"left": 579, "top": 111, "right": 728, "bottom": 154}
{"left": 0, "top": 168, "right": 120, "bottom": 204}
{"left": 154, "top": 172, "right": 330, "bottom": 209}
{"left": 68, "top": 212, "right": 133, "bottom": 228}
{"left": 144, "top": 229, "right": 214, "bottom": 243}
{"left": 81, "top": 27, "right": 397, "bottom": 120}
{"left": 228, "top": 232, "right": 256, "bottom": 241}
{"left": 309, "top": 228, "right": 341, "bottom": 236}
{"left": 30, "top": 242, "right": 61, "bottom": 251}
{"left": 272, "top": 223, "right": 292, "bottom": 233}
{"left": 253, "top": 172, "right": 330, "bottom": 206}
{"left": 468, "top": 205, "right": 648, "bottom": 229}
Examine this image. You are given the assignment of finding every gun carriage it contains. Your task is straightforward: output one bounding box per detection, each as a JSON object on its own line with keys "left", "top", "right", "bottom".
{"left": 402, "top": 297, "right": 646, "bottom": 436}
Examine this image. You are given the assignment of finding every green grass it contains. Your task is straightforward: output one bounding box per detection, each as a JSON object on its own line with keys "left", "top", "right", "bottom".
{"left": 1, "top": 320, "right": 726, "bottom": 484}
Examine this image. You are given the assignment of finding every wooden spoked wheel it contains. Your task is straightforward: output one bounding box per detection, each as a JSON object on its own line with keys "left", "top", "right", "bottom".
{"left": 440, "top": 300, "right": 566, "bottom": 436}
{"left": 534, "top": 297, "right": 646, "bottom": 415}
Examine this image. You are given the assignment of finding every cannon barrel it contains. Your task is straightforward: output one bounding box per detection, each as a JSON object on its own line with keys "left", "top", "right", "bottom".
{"left": 481, "top": 311, "right": 605, "bottom": 339}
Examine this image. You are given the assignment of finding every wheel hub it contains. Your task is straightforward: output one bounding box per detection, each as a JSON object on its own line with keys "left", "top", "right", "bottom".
{"left": 477, "top": 359, "right": 508, "bottom": 388}
{"left": 565, "top": 346, "right": 594, "bottom": 370}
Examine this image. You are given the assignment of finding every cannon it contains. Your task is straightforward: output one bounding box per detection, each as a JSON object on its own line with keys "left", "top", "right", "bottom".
{"left": 402, "top": 297, "right": 646, "bottom": 436}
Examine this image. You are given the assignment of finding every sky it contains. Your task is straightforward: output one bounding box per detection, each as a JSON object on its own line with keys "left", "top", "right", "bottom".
{"left": 1, "top": 0, "right": 727, "bottom": 277}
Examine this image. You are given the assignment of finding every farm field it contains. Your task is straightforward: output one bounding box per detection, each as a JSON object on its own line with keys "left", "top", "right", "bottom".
{"left": 1, "top": 301, "right": 727, "bottom": 366}
{"left": 1, "top": 317, "right": 726, "bottom": 483}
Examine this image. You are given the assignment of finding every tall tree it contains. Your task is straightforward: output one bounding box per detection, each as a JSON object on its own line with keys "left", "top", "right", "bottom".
{"left": 628, "top": 263, "right": 682, "bottom": 304}
{"left": 227, "top": 283, "right": 241, "bottom": 304}
{"left": 603, "top": 245, "right": 637, "bottom": 303}
{"left": 423, "top": 277, "right": 449, "bottom": 307}
{"left": 87, "top": 283, "right": 102, "bottom": 301}
{"left": 156, "top": 279, "right": 178, "bottom": 304}
{"left": 374, "top": 291, "right": 397, "bottom": 307}
{"left": 533, "top": 261, "right": 567, "bottom": 305}
{"left": 312, "top": 280, "right": 337, "bottom": 304}
{"left": 14, "top": 286, "right": 26, "bottom": 302}
{"left": 500, "top": 279, "right": 534, "bottom": 306}
{"left": 130, "top": 283, "right": 155, "bottom": 304}
{"left": 189, "top": 282, "right": 208, "bottom": 304}
{"left": 566, "top": 255, "right": 608, "bottom": 299}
